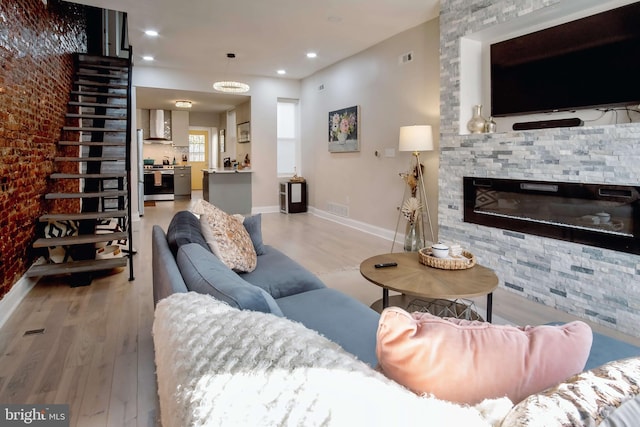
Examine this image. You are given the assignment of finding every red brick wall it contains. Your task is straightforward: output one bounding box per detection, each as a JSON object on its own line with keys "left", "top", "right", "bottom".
{"left": 0, "top": 0, "right": 87, "bottom": 298}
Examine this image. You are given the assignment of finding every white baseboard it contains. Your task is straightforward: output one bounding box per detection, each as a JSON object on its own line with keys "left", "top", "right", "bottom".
{"left": 310, "top": 206, "right": 399, "bottom": 243}
{"left": 252, "top": 204, "right": 403, "bottom": 244}
{"left": 0, "top": 257, "right": 44, "bottom": 329}
{"left": 252, "top": 205, "right": 281, "bottom": 215}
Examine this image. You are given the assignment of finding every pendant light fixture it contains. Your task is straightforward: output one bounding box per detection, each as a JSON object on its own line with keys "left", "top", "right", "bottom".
{"left": 213, "top": 53, "right": 250, "bottom": 93}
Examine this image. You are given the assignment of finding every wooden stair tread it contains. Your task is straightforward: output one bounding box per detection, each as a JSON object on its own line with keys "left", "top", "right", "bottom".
{"left": 76, "top": 71, "right": 127, "bottom": 79}
{"left": 77, "top": 53, "right": 130, "bottom": 62}
{"left": 54, "top": 156, "right": 125, "bottom": 162}
{"left": 50, "top": 173, "right": 126, "bottom": 179}
{"left": 65, "top": 113, "right": 126, "bottom": 120}
{"left": 26, "top": 258, "right": 128, "bottom": 277}
{"left": 70, "top": 91, "right": 127, "bottom": 98}
{"left": 33, "top": 231, "right": 129, "bottom": 248}
{"left": 75, "top": 81, "right": 128, "bottom": 89}
{"left": 45, "top": 190, "right": 128, "bottom": 200}
{"left": 39, "top": 211, "right": 127, "bottom": 222}
{"left": 58, "top": 140, "right": 126, "bottom": 146}
{"left": 68, "top": 101, "right": 127, "bottom": 109}
{"left": 63, "top": 126, "right": 127, "bottom": 132}
{"left": 77, "top": 59, "right": 128, "bottom": 68}
{"left": 76, "top": 61, "right": 129, "bottom": 71}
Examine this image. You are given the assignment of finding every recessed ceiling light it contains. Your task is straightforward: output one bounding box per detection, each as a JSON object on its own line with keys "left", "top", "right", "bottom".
{"left": 277, "top": 69, "right": 286, "bottom": 75}
{"left": 142, "top": 56, "right": 154, "bottom": 61}
{"left": 175, "top": 100, "right": 192, "bottom": 108}
{"left": 306, "top": 52, "right": 317, "bottom": 59}
{"left": 145, "top": 30, "right": 159, "bottom": 36}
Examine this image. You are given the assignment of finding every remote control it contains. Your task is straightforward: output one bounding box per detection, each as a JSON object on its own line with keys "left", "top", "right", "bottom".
{"left": 374, "top": 262, "right": 397, "bottom": 268}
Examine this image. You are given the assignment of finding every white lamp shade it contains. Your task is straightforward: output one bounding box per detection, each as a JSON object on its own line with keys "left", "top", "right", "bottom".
{"left": 398, "top": 125, "right": 433, "bottom": 152}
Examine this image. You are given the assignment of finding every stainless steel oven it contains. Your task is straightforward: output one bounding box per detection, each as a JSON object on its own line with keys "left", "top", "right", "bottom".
{"left": 144, "top": 169, "right": 174, "bottom": 201}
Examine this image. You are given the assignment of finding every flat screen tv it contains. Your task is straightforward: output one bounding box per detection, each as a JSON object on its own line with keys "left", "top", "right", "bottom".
{"left": 490, "top": 2, "right": 640, "bottom": 117}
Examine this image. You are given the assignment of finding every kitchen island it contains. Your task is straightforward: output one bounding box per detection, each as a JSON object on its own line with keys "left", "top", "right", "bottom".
{"left": 202, "top": 169, "right": 252, "bottom": 214}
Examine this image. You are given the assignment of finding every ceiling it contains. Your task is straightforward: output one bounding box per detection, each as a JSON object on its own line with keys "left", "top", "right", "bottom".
{"left": 70, "top": 0, "right": 440, "bottom": 113}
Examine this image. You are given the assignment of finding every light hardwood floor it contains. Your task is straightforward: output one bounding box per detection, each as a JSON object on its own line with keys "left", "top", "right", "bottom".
{"left": 1, "top": 192, "right": 638, "bottom": 427}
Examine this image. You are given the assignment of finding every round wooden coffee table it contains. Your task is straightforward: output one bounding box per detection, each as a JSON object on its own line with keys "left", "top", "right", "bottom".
{"left": 360, "top": 252, "right": 499, "bottom": 322}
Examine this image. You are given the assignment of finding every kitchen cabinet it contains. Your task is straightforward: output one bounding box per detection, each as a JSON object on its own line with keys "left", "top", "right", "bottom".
{"left": 203, "top": 169, "right": 252, "bottom": 214}
{"left": 171, "top": 110, "right": 189, "bottom": 146}
{"left": 174, "top": 166, "right": 192, "bottom": 198}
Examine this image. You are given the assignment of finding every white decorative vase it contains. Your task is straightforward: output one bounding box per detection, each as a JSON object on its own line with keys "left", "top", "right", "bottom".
{"left": 337, "top": 132, "right": 347, "bottom": 143}
{"left": 467, "top": 104, "right": 487, "bottom": 134}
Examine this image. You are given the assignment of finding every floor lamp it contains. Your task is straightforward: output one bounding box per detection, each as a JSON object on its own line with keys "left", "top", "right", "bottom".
{"left": 392, "top": 125, "right": 435, "bottom": 252}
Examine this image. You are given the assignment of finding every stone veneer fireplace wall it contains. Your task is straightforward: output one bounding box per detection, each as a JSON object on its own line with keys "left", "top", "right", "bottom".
{"left": 439, "top": 0, "right": 640, "bottom": 337}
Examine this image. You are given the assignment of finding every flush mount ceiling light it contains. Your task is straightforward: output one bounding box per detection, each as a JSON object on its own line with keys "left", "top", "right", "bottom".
{"left": 213, "top": 53, "right": 250, "bottom": 93}
{"left": 175, "top": 100, "right": 192, "bottom": 108}
{"left": 145, "top": 30, "right": 158, "bottom": 36}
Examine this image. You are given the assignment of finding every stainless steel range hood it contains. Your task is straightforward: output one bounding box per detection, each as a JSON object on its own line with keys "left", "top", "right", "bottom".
{"left": 143, "top": 109, "right": 172, "bottom": 143}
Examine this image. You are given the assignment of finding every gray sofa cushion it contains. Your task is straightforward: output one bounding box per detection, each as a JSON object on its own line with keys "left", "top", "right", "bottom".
{"left": 600, "top": 395, "right": 640, "bottom": 427}
{"left": 548, "top": 322, "right": 640, "bottom": 370}
{"left": 177, "top": 243, "right": 283, "bottom": 316}
{"left": 276, "top": 288, "right": 380, "bottom": 367}
{"left": 166, "top": 210, "right": 209, "bottom": 256}
{"left": 240, "top": 245, "right": 326, "bottom": 298}
{"left": 586, "top": 332, "right": 640, "bottom": 370}
{"left": 243, "top": 213, "right": 266, "bottom": 255}
{"left": 152, "top": 225, "right": 188, "bottom": 306}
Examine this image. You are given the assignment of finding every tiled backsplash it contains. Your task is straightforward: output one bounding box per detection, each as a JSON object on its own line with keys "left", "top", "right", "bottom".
{"left": 142, "top": 144, "right": 189, "bottom": 165}
{"left": 439, "top": 0, "right": 640, "bottom": 336}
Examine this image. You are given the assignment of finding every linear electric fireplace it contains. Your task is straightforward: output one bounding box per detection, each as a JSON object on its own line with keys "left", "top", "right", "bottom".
{"left": 464, "top": 177, "right": 640, "bottom": 255}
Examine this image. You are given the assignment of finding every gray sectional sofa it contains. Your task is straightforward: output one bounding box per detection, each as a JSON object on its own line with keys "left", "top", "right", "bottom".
{"left": 152, "top": 211, "right": 640, "bottom": 371}
{"left": 152, "top": 210, "right": 380, "bottom": 366}
{"left": 151, "top": 209, "right": 640, "bottom": 426}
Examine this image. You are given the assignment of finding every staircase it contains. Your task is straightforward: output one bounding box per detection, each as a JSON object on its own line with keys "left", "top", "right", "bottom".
{"left": 27, "top": 52, "right": 135, "bottom": 284}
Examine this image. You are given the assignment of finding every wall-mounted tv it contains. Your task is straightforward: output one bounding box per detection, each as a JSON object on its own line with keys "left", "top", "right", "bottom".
{"left": 490, "top": 2, "right": 640, "bottom": 117}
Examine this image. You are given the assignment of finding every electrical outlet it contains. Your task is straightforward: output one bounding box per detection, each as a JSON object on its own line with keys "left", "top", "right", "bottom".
{"left": 399, "top": 51, "right": 414, "bottom": 65}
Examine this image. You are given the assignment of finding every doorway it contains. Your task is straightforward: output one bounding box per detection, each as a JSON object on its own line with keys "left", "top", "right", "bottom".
{"left": 188, "top": 130, "right": 209, "bottom": 190}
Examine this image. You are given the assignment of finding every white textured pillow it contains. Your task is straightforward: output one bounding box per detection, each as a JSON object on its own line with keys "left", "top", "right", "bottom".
{"left": 199, "top": 214, "right": 221, "bottom": 258}
{"left": 193, "top": 200, "right": 256, "bottom": 272}
{"left": 153, "top": 292, "right": 513, "bottom": 427}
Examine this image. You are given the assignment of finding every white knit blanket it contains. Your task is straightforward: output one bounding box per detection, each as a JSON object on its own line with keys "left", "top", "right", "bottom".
{"left": 153, "top": 292, "right": 512, "bottom": 427}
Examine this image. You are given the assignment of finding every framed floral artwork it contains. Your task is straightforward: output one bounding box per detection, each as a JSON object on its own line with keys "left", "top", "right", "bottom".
{"left": 328, "top": 105, "right": 360, "bottom": 152}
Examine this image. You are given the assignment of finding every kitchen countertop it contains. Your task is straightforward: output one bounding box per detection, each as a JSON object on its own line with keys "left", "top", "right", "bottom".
{"left": 204, "top": 168, "right": 252, "bottom": 174}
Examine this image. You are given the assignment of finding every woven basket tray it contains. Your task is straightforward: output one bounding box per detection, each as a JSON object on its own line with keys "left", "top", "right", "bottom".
{"left": 418, "top": 248, "right": 476, "bottom": 270}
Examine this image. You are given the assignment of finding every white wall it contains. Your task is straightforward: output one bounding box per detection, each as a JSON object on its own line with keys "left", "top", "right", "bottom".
{"left": 300, "top": 19, "right": 440, "bottom": 240}
{"left": 132, "top": 66, "right": 300, "bottom": 210}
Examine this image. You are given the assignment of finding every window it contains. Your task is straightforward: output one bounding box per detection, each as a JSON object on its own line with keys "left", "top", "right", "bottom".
{"left": 189, "top": 133, "right": 205, "bottom": 162}
{"left": 277, "top": 99, "right": 300, "bottom": 176}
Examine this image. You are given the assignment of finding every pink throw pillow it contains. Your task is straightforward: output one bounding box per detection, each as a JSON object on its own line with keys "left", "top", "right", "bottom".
{"left": 376, "top": 307, "right": 592, "bottom": 404}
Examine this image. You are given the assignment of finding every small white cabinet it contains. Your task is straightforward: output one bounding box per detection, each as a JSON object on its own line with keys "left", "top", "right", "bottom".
{"left": 279, "top": 181, "right": 307, "bottom": 213}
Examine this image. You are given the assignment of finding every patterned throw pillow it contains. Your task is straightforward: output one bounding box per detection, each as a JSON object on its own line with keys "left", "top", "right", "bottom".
{"left": 501, "top": 356, "right": 640, "bottom": 426}
{"left": 44, "top": 220, "right": 78, "bottom": 263}
{"left": 193, "top": 200, "right": 257, "bottom": 273}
